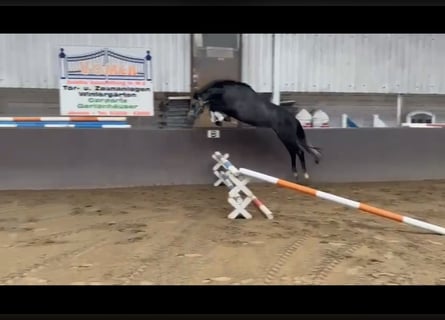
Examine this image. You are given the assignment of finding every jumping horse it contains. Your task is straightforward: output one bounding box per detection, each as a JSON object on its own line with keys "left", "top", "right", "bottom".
{"left": 187, "top": 80, "right": 322, "bottom": 181}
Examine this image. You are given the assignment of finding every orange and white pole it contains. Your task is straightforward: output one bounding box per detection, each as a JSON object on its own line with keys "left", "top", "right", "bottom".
{"left": 0, "top": 117, "right": 127, "bottom": 122}
{"left": 239, "top": 168, "right": 445, "bottom": 235}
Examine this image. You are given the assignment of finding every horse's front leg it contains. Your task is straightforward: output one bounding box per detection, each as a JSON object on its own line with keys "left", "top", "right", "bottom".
{"left": 210, "top": 110, "right": 226, "bottom": 127}
{"left": 210, "top": 111, "right": 219, "bottom": 125}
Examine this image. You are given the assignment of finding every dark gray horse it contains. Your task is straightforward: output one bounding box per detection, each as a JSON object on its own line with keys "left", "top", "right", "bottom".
{"left": 188, "top": 80, "right": 321, "bottom": 180}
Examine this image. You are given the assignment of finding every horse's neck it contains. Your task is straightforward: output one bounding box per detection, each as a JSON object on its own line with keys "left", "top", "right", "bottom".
{"left": 210, "top": 103, "right": 230, "bottom": 115}
{"left": 210, "top": 99, "right": 273, "bottom": 127}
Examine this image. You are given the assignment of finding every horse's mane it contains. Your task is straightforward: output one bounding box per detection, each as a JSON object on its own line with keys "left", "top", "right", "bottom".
{"left": 196, "top": 79, "right": 257, "bottom": 94}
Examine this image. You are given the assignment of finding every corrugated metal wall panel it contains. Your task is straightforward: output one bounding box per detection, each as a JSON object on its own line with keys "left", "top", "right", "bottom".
{"left": 277, "top": 34, "right": 445, "bottom": 94}
{"left": 241, "top": 34, "right": 273, "bottom": 92}
{"left": 0, "top": 34, "right": 191, "bottom": 92}
{"left": 5, "top": 34, "right": 445, "bottom": 95}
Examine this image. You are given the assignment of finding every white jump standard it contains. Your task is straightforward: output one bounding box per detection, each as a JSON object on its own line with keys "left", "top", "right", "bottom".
{"left": 212, "top": 152, "right": 273, "bottom": 220}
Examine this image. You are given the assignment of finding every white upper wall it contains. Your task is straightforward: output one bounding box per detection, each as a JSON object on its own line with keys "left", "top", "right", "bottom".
{"left": 241, "top": 34, "right": 273, "bottom": 93}
{"left": 276, "top": 34, "right": 445, "bottom": 94}
{"left": 2, "top": 34, "right": 445, "bottom": 95}
{"left": 0, "top": 34, "right": 191, "bottom": 92}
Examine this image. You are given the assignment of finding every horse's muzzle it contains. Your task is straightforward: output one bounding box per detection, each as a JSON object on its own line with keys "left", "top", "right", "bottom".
{"left": 187, "top": 110, "right": 196, "bottom": 120}
{"left": 187, "top": 98, "right": 202, "bottom": 120}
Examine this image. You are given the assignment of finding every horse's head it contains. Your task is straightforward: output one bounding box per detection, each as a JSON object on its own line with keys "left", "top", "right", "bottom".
{"left": 187, "top": 84, "right": 227, "bottom": 122}
{"left": 187, "top": 90, "right": 208, "bottom": 121}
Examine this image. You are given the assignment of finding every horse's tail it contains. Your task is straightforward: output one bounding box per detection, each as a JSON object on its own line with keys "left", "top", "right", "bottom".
{"left": 295, "top": 118, "right": 322, "bottom": 164}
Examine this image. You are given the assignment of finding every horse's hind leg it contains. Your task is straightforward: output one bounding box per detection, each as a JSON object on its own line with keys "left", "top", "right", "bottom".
{"left": 274, "top": 129, "right": 300, "bottom": 180}
{"left": 296, "top": 149, "right": 309, "bottom": 180}
{"left": 282, "top": 141, "right": 299, "bottom": 180}
{"left": 289, "top": 147, "right": 298, "bottom": 180}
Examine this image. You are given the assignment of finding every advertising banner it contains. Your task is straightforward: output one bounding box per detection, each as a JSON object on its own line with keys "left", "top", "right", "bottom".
{"left": 58, "top": 46, "right": 153, "bottom": 116}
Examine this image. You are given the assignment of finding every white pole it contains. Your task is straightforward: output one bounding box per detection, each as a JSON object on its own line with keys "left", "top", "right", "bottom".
{"left": 272, "top": 34, "right": 281, "bottom": 106}
{"left": 341, "top": 114, "right": 348, "bottom": 128}
{"left": 396, "top": 94, "right": 403, "bottom": 126}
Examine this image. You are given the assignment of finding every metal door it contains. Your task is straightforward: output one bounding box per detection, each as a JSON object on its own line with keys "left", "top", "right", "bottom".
{"left": 191, "top": 34, "right": 241, "bottom": 128}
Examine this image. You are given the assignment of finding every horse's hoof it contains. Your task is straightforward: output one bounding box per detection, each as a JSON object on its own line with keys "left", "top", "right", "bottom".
{"left": 293, "top": 172, "right": 299, "bottom": 180}
{"left": 304, "top": 173, "right": 310, "bottom": 180}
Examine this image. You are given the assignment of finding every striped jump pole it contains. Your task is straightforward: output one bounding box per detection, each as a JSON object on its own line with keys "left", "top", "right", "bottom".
{"left": 238, "top": 168, "right": 445, "bottom": 235}
{"left": 0, "top": 122, "right": 131, "bottom": 128}
{"left": 212, "top": 152, "right": 273, "bottom": 220}
{"left": 0, "top": 124, "right": 131, "bottom": 128}
{"left": 0, "top": 117, "right": 127, "bottom": 122}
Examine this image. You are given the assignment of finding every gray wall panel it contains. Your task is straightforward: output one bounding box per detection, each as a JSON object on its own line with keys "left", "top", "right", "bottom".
{"left": 0, "top": 128, "right": 444, "bottom": 190}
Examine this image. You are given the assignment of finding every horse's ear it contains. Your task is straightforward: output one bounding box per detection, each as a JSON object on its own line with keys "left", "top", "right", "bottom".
{"left": 191, "top": 89, "right": 199, "bottom": 100}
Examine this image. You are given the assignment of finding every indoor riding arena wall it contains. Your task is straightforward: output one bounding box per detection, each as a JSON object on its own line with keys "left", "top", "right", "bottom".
{"left": 0, "top": 127, "right": 443, "bottom": 190}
